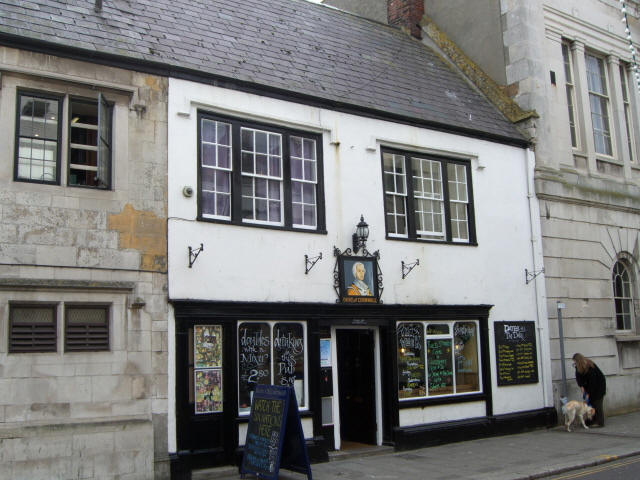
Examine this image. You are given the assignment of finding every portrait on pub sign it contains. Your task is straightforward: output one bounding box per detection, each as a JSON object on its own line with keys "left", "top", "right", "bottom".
{"left": 339, "top": 256, "right": 378, "bottom": 303}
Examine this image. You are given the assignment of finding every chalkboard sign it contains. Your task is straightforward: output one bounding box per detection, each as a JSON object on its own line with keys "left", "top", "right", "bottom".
{"left": 241, "top": 385, "right": 312, "bottom": 480}
{"left": 427, "top": 339, "right": 453, "bottom": 395}
{"left": 397, "top": 323, "right": 426, "bottom": 399}
{"left": 238, "top": 323, "right": 271, "bottom": 413}
{"left": 274, "top": 324, "right": 305, "bottom": 405}
{"left": 494, "top": 321, "right": 539, "bottom": 386}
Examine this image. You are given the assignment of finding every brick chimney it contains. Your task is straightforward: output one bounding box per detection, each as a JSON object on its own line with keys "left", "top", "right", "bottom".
{"left": 387, "top": 0, "right": 424, "bottom": 38}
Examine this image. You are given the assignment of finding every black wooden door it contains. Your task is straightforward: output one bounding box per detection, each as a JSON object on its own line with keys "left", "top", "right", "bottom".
{"left": 175, "top": 321, "right": 236, "bottom": 469}
{"left": 337, "top": 329, "right": 376, "bottom": 445}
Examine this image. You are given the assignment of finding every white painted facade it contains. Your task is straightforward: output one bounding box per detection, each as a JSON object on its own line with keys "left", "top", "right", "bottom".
{"left": 167, "top": 77, "right": 553, "bottom": 453}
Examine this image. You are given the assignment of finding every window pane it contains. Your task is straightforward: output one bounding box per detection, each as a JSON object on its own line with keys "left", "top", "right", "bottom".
{"left": 586, "top": 54, "right": 612, "bottom": 156}
{"left": 397, "top": 323, "right": 426, "bottom": 399}
{"left": 274, "top": 323, "right": 305, "bottom": 407}
{"left": 612, "top": 260, "right": 635, "bottom": 331}
{"left": 17, "top": 94, "right": 59, "bottom": 182}
{"left": 454, "top": 322, "right": 479, "bottom": 393}
{"left": 427, "top": 338, "right": 454, "bottom": 396}
{"left": 238, "top": 323, "right": 272, "bottom": 413}
{"left": 202, "top": 119, "right": 216, "bottom": 143}
{"left": 255, "top": 131, "right": 268, "bottom": 153}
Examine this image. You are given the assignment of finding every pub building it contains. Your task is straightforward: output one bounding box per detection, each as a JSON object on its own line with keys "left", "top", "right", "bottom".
{"left": 166, "top": 1, "right": 555, "bottom": 476}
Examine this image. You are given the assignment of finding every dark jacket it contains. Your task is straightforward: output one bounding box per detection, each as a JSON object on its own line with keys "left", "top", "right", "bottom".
{"left": 575, "top": 363, "right": 606, "bottom": 399}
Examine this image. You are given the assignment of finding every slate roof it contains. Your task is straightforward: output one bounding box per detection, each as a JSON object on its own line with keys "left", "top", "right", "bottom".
{"left": 0, "top": 0, "right": 526, "bottom": 144}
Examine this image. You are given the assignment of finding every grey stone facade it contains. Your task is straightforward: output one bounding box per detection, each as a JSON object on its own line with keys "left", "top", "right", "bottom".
{"left": 0, "top": 46, "right": 168, "bottom": 479}
{"left": 425, "top": 0, "right": 640, "bottom": 416}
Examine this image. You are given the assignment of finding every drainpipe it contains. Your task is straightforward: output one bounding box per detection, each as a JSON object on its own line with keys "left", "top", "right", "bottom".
{"left": 524, "top": 148, "right": 552, "bottom": 408}
{"left": 95, "top": 0, "right": 102, "bottom": 12}
{"left": 557, "top": 301, "right": 568, "bottom": 404}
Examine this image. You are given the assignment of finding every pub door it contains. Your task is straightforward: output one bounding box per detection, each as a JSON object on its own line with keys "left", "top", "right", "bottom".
{"left": 336, "top": 329, "right": 377, "bottom": 446}
{"left": 175, "top": 322, "right": 236, "bottom": 470}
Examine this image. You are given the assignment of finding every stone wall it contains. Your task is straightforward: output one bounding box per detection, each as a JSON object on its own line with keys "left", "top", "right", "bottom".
{"left": 0, "top": 46, "right": 168, "bottom": 479}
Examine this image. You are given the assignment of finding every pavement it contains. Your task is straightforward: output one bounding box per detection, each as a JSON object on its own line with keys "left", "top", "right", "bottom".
{"left": 194, "top": 410, "right": 640, "bottom": 480}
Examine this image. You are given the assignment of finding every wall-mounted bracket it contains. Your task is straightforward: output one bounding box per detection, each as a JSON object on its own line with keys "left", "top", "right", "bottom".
{"left": 188, "top": 243, "right": 204, "bottom": 268}
{"left": 525, "top": 267, "right": 544, "bottom": 284}
{"left": 402, "top": 259, "right": 420, "bottom": 279}
{"left": 305, "top": 252, "right": 323, "bottom": 274}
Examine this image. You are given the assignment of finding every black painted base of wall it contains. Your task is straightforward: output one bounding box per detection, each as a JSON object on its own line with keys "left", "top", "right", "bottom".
{"left": 393, "top": 407, "right": 557, "bottom": 451}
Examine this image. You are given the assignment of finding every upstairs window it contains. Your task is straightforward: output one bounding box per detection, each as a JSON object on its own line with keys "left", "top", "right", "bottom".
{"left": 585, "top": 54, "right": 613, "bottom": 156}
{"left": 382, "top": 148, "right": 475, "bottom": 244}
{"left": 562, "top": 42, "right": 579, "bottom": 148}
{"left": 613, "top": 260, "right": 636, "bottom": 331}
{"left": 620, "top": 65, "right": 636, "bottom": 163}
{"left": 15, "top": 90, "right": 113, "bottom": 188}
{"left": 15, "top": 92, "right": 62, "bottom": 184}
{"left": 198, "top": 113, "right": 324, "bottom": 231}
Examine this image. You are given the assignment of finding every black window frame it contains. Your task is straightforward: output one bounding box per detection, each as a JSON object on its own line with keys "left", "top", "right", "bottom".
{"left": 197, "top": 111, "right": 326, "bottom": 233}
{"left": 64, "top": 304, "right": 110, "bottom": 352}
{"left": 14, "top": 89, "right": 113, "bottom": 190}
{"left": 14, "top": 89, "right": 64, "bottom": 185}
{"left": 8, "top": 303, "right": 58, "bottom": 353}
{"left": 67, "top": 94, "right": 113, "bottom": 190}
{"left": 380, "top": 147, "right": 477, "bottom": 245}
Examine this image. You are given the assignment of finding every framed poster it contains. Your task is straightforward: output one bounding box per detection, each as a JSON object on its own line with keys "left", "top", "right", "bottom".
{"left": 195, "top": 368, "right": 223, "bottom": 414}
{"left": 194, "top": 325, "right": 222, "bottom": 368}
{"left": 336, "top": 255, "right": 380, "bottom": 303}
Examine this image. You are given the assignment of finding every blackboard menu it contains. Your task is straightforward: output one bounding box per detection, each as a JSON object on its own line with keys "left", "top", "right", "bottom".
{"left": 274, "top": 323, "right": 305, "bottom": 405}
{"left": 494, "top": 321, "right": 539, "bottom": 386}
{"left": 427, "top": 339, "right": 453, "bottom": 395}
{"left": 242, "top": 385, "right": 288, "bottom": 478}
{"left": 238, "top": 323, "right": 271, "bottom": 412}
{"left": 397, "top": 323, "right": 426, "bottom": 399}
{"left": 241, "top": 385, "right": 312, "bottom": 480}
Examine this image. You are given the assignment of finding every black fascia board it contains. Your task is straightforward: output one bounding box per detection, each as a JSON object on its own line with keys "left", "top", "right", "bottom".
{"left": 0, "top": 33, "right": 531, "bottom": 149}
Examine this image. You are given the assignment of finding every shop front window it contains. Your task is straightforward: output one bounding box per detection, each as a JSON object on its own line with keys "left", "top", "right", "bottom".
{"left": 238, "top": 321, "right": 306, "bottom": 414}
{"left": 397, "top": 320, "right": 480, "bottom": 400}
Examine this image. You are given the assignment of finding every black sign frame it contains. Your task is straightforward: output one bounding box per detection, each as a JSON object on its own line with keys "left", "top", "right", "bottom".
{"left": 333, "top": 247, "right": 383, "bottom": 304}
{"left": 494, "top": 321, "right": 539, "bottom": 386}
{"left": 240, "top": 384, "right": 312, "bottom": 480}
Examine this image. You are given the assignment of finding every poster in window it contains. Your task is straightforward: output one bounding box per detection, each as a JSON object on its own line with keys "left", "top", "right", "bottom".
{"left": 194, "top": 325, "right": 222, "bottom": 368}
{"left": 238, "top": 323, "right": 272, "bottom": 411}
{"left": 320, "top": 338, "right": 331, "bottom": 367}
{"left": 195, "top": 368, "right": 223, "bottom": 414}
{"left": 273, "top": 323, "right": 305, "bottom": 406}
{"left": 427, "top": 339, "right": 453, "bottom": 395}
{"left": 397, "top": 322, "right": 426, "bottom": 399}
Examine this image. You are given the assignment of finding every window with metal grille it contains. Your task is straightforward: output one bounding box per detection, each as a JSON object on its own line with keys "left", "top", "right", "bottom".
{"left": 64, "top": 305, "right": 109, "bottom": 351}
{"left": 9, "top": 304, "right": 57, "bottom": 353}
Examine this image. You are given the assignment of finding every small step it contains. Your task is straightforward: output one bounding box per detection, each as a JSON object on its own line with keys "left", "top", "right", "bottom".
{"left": 192, "top": 465, "right": 238, "bottom": 480}
{"left": 328, "top": 444, "right": 394, "bottom": 462}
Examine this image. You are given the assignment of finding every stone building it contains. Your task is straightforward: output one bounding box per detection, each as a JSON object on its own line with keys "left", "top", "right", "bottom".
{"left": 421, "top": 0, "right": 640, "bottom": 414}
{"left": 0, "top": 3, "right": 169, "bottom": 478}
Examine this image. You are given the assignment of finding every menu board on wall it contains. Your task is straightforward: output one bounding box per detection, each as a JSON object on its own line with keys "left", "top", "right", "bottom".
{"left": 273, "top": 324, "right": 305, "bottom": 405}
{"left": 240, "top": 385, "right": 312, "bottom": 480}
{"left": 397, "top": 323, "right": 426, "bottom": 399}
{"left": 427, "top": 339, "right": 453, "bottom": 395}
{"left": 494, "top": 321, "right": 539, "bottom": 386}
{"left": 238, "top": 323, "right": 272, "bottom": 410}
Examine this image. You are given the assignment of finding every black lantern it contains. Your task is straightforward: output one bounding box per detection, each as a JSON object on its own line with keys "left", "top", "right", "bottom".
{"left": 352, "top": 215, "right": 369, "bottom": 254}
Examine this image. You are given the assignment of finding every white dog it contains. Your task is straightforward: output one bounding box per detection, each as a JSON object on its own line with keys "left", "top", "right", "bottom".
{"left": 562, "top": 400, "right": 595, "bottom": 432}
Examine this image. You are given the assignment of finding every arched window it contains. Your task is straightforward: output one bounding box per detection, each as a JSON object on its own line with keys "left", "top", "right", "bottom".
{"left": 612, "top": 260, "right": 635, "bottom": 331}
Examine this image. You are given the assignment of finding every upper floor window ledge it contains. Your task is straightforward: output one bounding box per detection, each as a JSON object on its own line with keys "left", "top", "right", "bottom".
{"left": 615, "top": 335, "right": 640, "bottom": 342}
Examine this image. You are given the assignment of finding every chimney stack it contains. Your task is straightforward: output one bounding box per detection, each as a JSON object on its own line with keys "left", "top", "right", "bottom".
{"left": 387, "top": 0, "right": 424, "bottom": 39}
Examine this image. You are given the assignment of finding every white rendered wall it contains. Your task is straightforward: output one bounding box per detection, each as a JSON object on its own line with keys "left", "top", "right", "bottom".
{"left": 167, "top": 78, "right": 551, "bottom": 428}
